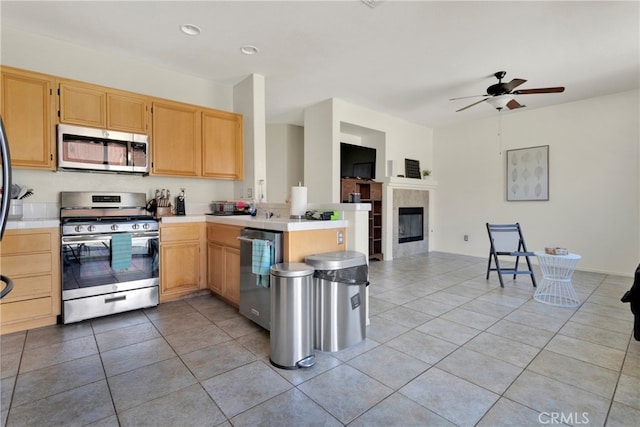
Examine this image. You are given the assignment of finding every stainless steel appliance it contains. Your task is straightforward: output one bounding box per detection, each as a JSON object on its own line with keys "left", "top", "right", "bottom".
{"left": 60, "top": 191, "right": 159, "bottom": 323}
{"left": 238, "top": 228, "right": 283, "bottom": 330}
{"left": 57, "top": 124, "right": 149, "bottom": 174}
{"left": 0, "top": 116, "right": 15, "bottom": 299}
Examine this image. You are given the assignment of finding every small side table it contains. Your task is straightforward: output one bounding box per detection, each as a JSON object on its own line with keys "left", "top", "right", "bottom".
{"left": 534, "top": 251, "right": 581, "bottom": 307}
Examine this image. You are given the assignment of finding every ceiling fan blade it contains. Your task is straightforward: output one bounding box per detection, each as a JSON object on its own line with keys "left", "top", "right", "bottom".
{"left": 506, "top": 99, "right": 525, "bottom": 110}
{"left": 512, "top": 87, "right": 565, "bottom": 95}
{"left": 456, "top": 98, "right": 489, "bottom": 112}
{"left": 503, "top": 78, "right": 527, "bottom": 92}
{"left": 449, "top": 94, "right": 487, "bottom": 101}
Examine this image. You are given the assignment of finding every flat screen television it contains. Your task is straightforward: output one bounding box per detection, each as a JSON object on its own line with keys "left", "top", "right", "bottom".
{"left": 340, "top": 143, "right": 376, "bottom": 180}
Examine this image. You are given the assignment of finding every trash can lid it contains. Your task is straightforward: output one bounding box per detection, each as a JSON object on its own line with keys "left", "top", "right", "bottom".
{"left": 270, "top": 263, "right": 314, "bottom": 278}
{"left": 305, "top": 250, "right": 367, "bottom": 270}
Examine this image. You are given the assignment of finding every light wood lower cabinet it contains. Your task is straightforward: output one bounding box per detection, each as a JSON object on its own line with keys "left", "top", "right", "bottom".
{"left": 0, "top": 228, "right": 61, "bottom": 335}
{"left": 283, "top": 228, "right": 347, "bottom": 262}
{"left": 206, "top": 223, "right": 241, "bottom": 306}
{"left": 159, "top": 223, "right": 205, "bottom": 302}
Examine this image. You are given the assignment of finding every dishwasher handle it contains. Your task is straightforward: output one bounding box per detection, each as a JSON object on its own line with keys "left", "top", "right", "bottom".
{"left": 238, "top": 236, "right": 274, "bottom": 245}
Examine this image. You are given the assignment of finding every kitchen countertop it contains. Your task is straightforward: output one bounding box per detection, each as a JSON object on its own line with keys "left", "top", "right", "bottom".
{"left": 6, "top": 213, "right": 350, "bottom": 232}
{"left": 161, "top": 214, "right": 348, "bottom": 232}
{"left": 5, "top": 218, "right": 60, "bottom": 230}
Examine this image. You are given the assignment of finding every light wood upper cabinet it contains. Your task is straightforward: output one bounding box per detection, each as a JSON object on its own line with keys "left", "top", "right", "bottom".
{"left": 0, "top": 66, "right": 56, "bottom": 170}
{"left": 107, "top": 92, "right": 148, "bottom": 133}
{"left": 59, "top": 80, "right": 149, "bottom": 133}
{"left": 151, "top": 102, "right": 243, "bottom": 180}
{"left": 59, "top": 81, "right": 106, "bottom": 128}
{"left": 202, "top": 109, "right": 243, "bottom": 180}
{"left": 151, "top": 100, "right": 201, "bottom": 177}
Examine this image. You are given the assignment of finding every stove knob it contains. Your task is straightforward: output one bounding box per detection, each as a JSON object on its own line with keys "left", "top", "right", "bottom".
{"left": 132, "top": 224, "right": 140, "bottom": 230}
{"left": 142, "top": 223, "right": 150, "bottom": 230}
{"left": 110, "top": 224, "right": 119, "bottom": 231}
{"left": 88, "top": 225, "right": 96, "bottom": 232}
{"left": 74, "top": 225, "right": 84, "bottom": 233}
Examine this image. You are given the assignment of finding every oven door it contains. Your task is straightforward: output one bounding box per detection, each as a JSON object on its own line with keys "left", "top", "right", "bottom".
{"left": 61, "top": 231, "right": 159, "bottom": 300}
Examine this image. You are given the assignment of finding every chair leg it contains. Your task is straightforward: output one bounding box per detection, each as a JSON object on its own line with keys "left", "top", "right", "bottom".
{"left": 525, "top": 255, "right": 537, "bottom": 287}
{"left": 513, "top": 256, "right": 520, "bottom": 281}
{"left": 486, "top": 253, "right": 492, "bottom": 280}
{"left": 493, "top": 255, "right": 505, "bottom": 288}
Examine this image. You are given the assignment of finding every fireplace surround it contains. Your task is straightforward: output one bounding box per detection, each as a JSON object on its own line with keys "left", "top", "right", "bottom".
{"left": 391, "top": 187, "right": 429, "bottom": 258}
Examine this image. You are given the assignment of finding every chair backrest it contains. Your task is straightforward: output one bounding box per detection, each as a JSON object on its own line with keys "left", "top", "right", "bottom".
{"left": 486, "top": 223, "right": 528, "bottom": 253}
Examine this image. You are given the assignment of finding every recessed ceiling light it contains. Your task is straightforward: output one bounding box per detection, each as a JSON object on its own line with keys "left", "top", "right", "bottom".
{"left": 240, "top": 45, "right": 259, "bottom": 55}
{"left": 361, "top": 0, "right": 382, "bottom": 8}
{"left": 180, "top": 24, "right": 201, "bottom": 36}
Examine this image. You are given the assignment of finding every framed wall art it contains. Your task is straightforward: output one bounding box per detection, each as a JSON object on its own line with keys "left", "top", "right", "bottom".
{"left": 506, "top": 145, "right": 549, "bottom": 201}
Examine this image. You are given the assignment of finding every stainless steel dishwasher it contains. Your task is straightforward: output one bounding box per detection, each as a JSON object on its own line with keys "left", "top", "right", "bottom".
{"left": 238, "top": 228, "right": 283, "bottom": 330}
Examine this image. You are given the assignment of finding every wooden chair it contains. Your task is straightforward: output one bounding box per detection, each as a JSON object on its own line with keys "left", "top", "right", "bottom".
{"left": 486, "top": 223, "right": 537, "bottom": 288}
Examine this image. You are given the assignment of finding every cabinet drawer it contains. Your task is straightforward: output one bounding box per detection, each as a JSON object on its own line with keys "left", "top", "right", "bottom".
{"left": 0, "top": 297, "right": 54, "bottom": 323}
{"left": 2, "top": 253, "right": 52, "bottom": 277}
{"left": 1, "top": 232, "right": 51, "bottom": 254}
{"left": 207, "top": 224, "right": 241, "bottom": 248}
{"left": 161, "top": 224, "right": 201, "bottom": 242}
{"left": 1, "top": 274, "right": 53, "bottom": 302}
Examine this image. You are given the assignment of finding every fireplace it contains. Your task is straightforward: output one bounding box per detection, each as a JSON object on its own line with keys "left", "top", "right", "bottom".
{"left": 398, "top": 207, "right": 424, "bottom": 243}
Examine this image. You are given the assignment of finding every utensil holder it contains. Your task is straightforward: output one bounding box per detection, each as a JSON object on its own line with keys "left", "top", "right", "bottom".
{"left": 155, "top": 206, "right": 173, "bottom": 218}
{"left": 8, "top": 199, "right": 23, "bottom": 220}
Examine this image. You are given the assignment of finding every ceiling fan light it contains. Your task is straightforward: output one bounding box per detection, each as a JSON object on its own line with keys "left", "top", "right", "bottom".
{"left": 487, "top": 95, "right": 512, "bottom": 110}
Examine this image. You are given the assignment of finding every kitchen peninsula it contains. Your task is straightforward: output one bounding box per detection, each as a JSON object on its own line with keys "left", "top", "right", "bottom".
{"left": 0, "top": 205, "right": 360, "bottom": 334}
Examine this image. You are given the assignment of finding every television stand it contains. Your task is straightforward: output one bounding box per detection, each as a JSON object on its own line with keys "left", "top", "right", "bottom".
{"left": 341, "top": 178, "right": 383, "bottom": 260}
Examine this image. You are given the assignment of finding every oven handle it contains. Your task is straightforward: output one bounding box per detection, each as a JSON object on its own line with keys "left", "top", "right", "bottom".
{"left": 62, "top": 232, "right": 158, "bottom": 245}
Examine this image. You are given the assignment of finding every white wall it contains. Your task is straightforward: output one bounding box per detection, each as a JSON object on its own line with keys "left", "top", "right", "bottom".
{"left": 266, "top": 124, "right": 304, "bottom": 202}
{"left": 304, "top": 98, "right": 433, "bottom": 203}
{"left": 433, "top": 90, "right": 639, "bottom": 276}
{"left": 303, "top": 99, "right": 336, "bottom": 203}
{"left": 1, "top": 26, "right": 233, "bottom": 110}
{"left": 234, "top": 74, "right": 266, "bottom": 203}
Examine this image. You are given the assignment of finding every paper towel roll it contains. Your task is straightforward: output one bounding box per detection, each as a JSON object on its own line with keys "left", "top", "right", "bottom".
{"left": 290, "top": 186, "right": 307, "bottom": 217}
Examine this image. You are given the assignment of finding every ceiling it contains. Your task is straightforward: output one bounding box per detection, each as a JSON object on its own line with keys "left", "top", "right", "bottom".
{"left": 2, "top": 1, "right": 639, "bottom": 128}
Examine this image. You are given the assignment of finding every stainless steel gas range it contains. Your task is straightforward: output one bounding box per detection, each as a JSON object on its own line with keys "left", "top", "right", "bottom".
{"left": 60, "top": 191, "right": 159, "bottom": 324}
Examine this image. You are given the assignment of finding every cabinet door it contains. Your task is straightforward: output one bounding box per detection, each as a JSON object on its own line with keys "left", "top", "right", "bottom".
{"left": 59, "top": 81, "right": 107, "bottom": 128}
{"left": 223, "top": 246, "right": 241, "bottom": 305}
{"left": 0, "top": 67, "right": 55, "bottom": 169}
{"left": 202, "top": 109, "right": 243, "bottom": 180}
{"left": 160, "top": 242, "right": 200, "bottom": 300}
{"left": 207, "top": 242, "right": 223, "bottom": 294}
{"left": 107, "top": 91, "right": 148, "bottom": 133}
{"left": 151, "top": 101, "right": 200, "bottom": 176}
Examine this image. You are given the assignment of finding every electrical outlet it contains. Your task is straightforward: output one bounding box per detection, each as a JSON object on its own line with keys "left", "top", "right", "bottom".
{"left": 337, "top": 231, "right": 344, "bottom": 245}
{"left": 464, "top": 234, "right": 469, "bottom": 242}
{"left": 247, "top": 188, "right": 252, "bottom": 198}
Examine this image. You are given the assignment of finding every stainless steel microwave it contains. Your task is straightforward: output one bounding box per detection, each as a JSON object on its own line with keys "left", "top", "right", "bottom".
{"left": 57, "top": 124, "right": 149, "bottom": 174}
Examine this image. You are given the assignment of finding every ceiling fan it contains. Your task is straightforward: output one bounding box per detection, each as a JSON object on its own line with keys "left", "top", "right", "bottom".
{"left": 451, "top": 71, "right": 565, "bottom": 112}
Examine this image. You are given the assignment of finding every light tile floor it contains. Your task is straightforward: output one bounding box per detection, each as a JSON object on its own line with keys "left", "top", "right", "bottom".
{"left": 1, "top": 252, "right": 638, "bottom": 426}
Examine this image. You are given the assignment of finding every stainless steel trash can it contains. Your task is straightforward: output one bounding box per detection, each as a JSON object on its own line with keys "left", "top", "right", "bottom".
{"left": 305, "top": 251, "right": 368, "bottom": 352}
{"left": 269, "top": 263, "right": 316, "bottom": 369}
